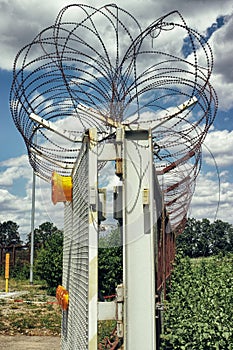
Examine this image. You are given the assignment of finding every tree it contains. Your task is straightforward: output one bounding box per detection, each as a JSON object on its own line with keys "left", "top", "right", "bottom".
{"left": 98, "top": 227, "right": 123, "bottom": 297}
{"left": 0, "top": 221, "right": 21, "bottom": 247}
{"left": 209, "top": 220, "right": 232, "bottom": 255}
{"left": 27, "top": 221, "right": 60, "bottom": 248}
{"left": 34, "top": 227, "right": 63, "bottom": 295}
{"left": 176, "top": 218, "right": 211, "bottom": 258}
{"left": 176, "top": 218, "right": 233, "bottom": 257}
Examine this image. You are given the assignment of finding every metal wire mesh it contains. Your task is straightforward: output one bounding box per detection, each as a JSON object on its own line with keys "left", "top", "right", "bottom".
{"left": 10, "top": 4, "right": 218, "bottom": 231}
{"left": 62, "top": 143, "right": 89, "bottom": 350}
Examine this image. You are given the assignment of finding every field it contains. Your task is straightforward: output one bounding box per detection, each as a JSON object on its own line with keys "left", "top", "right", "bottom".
{"left": 0, "top": 277, "right": 61, "bottom": 336}
{"left": 0, "top": 277, "right": 115, "bottom": 348}
{"left": 161, "top": 254, "right": 233, "bottom": 349}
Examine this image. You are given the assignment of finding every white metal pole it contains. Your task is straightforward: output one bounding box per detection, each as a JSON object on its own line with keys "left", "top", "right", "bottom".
{"left": 30, "top": 167, "right": 36, "bottom": 285}
{"left": 30, "top": 128, "right": 36, "bottom": 285}
{"left": 123, "top": 129, "right": 157, "bottom": 349}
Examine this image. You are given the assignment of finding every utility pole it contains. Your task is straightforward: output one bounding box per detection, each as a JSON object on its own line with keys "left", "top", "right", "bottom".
{"left": 30, "top": 129, "right": 36, "bottom": 285}
{"left": 30, "top": 167, "right": 36, "bottom": 285}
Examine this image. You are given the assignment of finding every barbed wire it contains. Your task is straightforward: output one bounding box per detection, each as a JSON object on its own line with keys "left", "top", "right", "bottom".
{"left": 9, "top": 5, "right": 218, "bottom": 231}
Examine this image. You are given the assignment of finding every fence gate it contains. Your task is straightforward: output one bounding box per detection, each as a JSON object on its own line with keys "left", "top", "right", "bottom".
{"left": 62, "top": 130, "right": 98, "bottom": 349}
{"left": 60, "top": 126, "right": 159, "bottom": 349}
{"left": 9, "top": 4, "right": 217, "bottom": 350}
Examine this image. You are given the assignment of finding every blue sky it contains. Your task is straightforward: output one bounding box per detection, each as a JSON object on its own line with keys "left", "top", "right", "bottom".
{"left": 1, "top": 0, "right": 233, "bottom": 240}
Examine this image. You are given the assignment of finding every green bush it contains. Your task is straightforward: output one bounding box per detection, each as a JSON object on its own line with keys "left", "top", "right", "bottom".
{"left": 98, "top": 246, "right": 123, "bottom": 297}
{"left": 34, "top": 231, "right": 63, "bottom": 295}
{"left": 11, "top": 260, "right": 30, "bottom": 280}
{"left": 161, "top": 254, "right": 233, "bottom": 349}
{"left": 98, "top": 228, "right": 123, "bottom": 297}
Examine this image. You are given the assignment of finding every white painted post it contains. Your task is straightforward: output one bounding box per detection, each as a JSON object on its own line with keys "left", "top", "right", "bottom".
{"left": 123, "top": 128, "right": 157, "bottom": 349}
{"left": 88, "top": 128, "right": 98, "bottom": 349}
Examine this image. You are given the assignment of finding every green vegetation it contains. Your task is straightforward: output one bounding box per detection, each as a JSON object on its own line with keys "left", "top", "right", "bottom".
{"left": 176, "top": 218, "right": 233, "bottom": 257}
{"left": 98, "top": 320, "right": 117, "bottom": 348}
{"left": 0, "top": 221, "right": 21, "bottom": 246}
{"left": 161, "top": 254, "right": 233, "bottom": 349}
{"left": 98, "top": 227, "right": 123, "bottom": 297}
{"left": 34, "top": 226, "right": 63, "bottom": 295}
{"left": 1, "top": 217, "right": 233, "bottom": 347}
{"left": 162, "top": 218, "right": 233, "bottom": 349}
{"left": 0, "top": 221, "right": 63, "bottom": 295}
{"left": 0, "top": 277, "right": 61, "bottom": 335}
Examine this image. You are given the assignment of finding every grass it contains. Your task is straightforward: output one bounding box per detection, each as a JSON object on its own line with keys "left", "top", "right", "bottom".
{"left": 0, "top": 276, "right": 61, "bottom": 336}
{"left": 98, "top": 320, "right": 117, "bottom": 347}
{"left": 0, "top": 277, "right": 118, "bottom": 343}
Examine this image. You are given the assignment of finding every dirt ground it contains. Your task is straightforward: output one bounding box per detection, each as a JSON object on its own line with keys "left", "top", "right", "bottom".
{"left": 0, "top": 335, "right": 61, "bottom": 350}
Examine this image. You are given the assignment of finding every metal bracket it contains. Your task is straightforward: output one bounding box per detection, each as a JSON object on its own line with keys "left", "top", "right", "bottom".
{"left": 156, "top": 302, "right": 164, "bottom": 311}
{"left": 97, "top": 284, "right": 124, "bottom": 339}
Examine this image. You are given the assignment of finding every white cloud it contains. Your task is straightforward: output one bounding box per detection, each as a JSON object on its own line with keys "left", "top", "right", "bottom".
{"left": 190, "top": 170, "right": 233, "bottom": 224}
{"left": 208, "top": 13, "right": 233, "bottom": 110}
{"left": 0, "top": 155, "right": 31, "bottom": 186}
{"left": 203, "top": 129, "right": 233, "bottom": 167}
{"left": 3, "top": 1, "right": 232, "bottom": 115}
{"left": 0, "top": 154, "right": 64, "bottom": 240}
{"left": 1, "top": 0, "right": 233, "bottom": 238}
{"left": 0, "top": 0, "right": 232, "bottom": 75}
{"left": 189, "top": 128, "right": 233, "bottom": 223}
